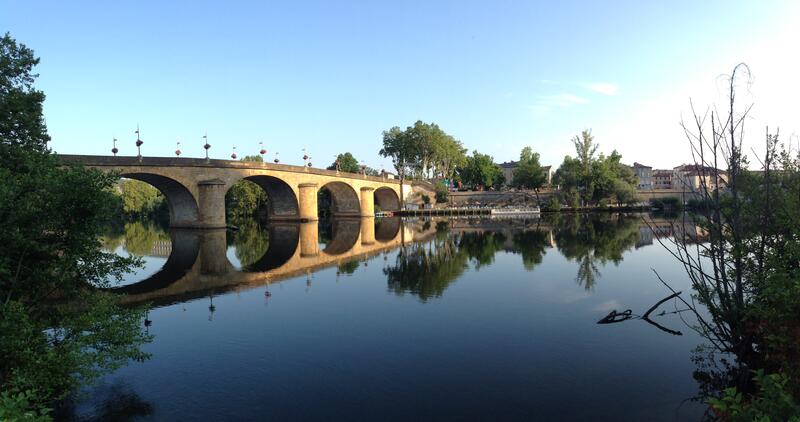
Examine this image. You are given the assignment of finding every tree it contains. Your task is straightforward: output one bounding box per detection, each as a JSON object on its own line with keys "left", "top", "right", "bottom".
{"left": 380, "top": 126, "right": 417, "bottom": 209}
{"left": 555, "top": 131, "right": 637, "bottom": 206}
{"left": 118, "top": 179, "right": 166, "bottom": 216}
{"left": 459, "top": 151, "right": 504, "bottom": 190}
{"left": 225, "top": 155, "right": 268, "bottom": 216}
{"left": 0, "top": 34, "right": 150, "bottom": 416}
{"left": 327, "top": 152, "right": 360, "bottom": 173}
{"left": 512, "top": 147, "right": 547, "bottom": 203}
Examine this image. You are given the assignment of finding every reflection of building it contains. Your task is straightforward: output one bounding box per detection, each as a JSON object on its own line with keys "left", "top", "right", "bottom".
{"left": 632, "top": 163, "right": 652, "bottom": 190}
{"left": 499, "top": 161, "right": 554, "bottom": 186}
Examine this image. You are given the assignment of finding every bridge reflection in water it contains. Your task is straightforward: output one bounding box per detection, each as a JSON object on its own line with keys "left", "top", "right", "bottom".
{"left": 112, "top": 217, "right": 429, "bottom": 306}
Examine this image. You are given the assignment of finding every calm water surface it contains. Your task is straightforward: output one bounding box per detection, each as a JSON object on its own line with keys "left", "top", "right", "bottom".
{"left": 62, "top": 214, "right": 708, "bottom": 421}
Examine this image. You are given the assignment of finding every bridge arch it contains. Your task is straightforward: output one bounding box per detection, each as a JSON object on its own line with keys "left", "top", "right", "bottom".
{"left": 238, "top": 175, "right": 299, "bottom": 219}
{"left": 121, "top": 173, "right": 200, "bottom": 228}
{"left": 320, "top": 181, "right": 361, "bottom": 217}
{"left": 374, "top": 187, "right": 400, "bottom": 211}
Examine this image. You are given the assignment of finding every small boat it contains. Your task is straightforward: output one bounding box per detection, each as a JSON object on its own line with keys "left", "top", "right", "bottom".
{"left": 375, "top": 211, "right": 394, "bottom": 217}
{"left": 490, "top": 206, "right": 541, "bottom": 215}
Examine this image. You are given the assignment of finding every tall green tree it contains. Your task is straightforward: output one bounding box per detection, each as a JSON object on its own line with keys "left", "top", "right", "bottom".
{"left": 327, "top": 152, "right": 361, "bottom": 173}
{"left": 0, "top": 34, "right": 150, "bottom": 417}
{"left": 380, "top": 126, "right": 417, "bottom": 209}
{"left": 512, "top": 147, "right": 547, "bottom": 203}
{"left": 459, "top": 151, "right": 504, "bottom": 190}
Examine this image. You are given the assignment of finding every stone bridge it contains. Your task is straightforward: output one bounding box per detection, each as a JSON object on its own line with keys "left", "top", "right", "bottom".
{"left": 114, "top": 218, "right": 436, "bottom": 306}
{"left": 59, "top": 155, "right": 412, "bottom": 228}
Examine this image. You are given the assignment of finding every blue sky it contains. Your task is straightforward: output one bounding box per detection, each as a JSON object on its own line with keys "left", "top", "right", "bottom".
{"left": 2, "top": 1, "right": 798, "bottom": 169}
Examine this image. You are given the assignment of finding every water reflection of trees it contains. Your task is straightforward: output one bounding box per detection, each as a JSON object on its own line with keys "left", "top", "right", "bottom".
{"left": 458, "top": 231, "right": 506, "bottom": 269}
{"left": 551, "top": 213, "right": 639, "bottom": 290}
{"left": 509, "top": 230, "right": 549, "bottom": 271}
{"left": 227, "top": 218, "right": 269, "bottom": 268}
{"left": 384, "top": 234, "right": 468, "bottom": 302}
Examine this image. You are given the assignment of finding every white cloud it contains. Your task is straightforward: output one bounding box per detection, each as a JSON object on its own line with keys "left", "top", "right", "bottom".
{"left": 536, "top": 93, "right": 590, "bottom": 107}
{"left": 583, "top": 82, "right": 619, "bottom": 96}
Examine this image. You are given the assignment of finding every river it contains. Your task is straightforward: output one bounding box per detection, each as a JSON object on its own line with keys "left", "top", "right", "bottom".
{"left": 59, "top": 213, "right": 708, "bottom": 421}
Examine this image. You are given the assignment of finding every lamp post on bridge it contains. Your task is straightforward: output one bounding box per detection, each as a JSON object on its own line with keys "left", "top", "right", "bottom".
{"left": 259, "top": 141, "right": 267, "bottom": 158}
{"left": 231, "top": 146, "right": 237, "bottom": 160}
{"left": 274, "top": 152, "right": 280, "bottom": 164}
{"left": 175, "top": 141, "right": 181, "bottom": 156}
{"left": 135, "top": 125, "right": 143, "bottom": 161}
{"left": 111, "top": 137, "right": 118, "bottom": 156}
{"left": 203, "top": 133, "right": 210, "bottom": 161}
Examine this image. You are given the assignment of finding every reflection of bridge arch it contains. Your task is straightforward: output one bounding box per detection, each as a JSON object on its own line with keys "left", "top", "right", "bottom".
{"left": 320, "top": 181, "right": 361, "bottom": 217}
{"left": 375, "top": 217, "right": 401, "bottom": 242}
{"left": 244, "top": 225, "right": 300, "bottom": 272}
{"left": 121, "top": 173, "right": 199, "bottom": 227}
{"left": 374, "top": 187, "right": 400, "bottom": 211}
{"left": 237, "top": 175, "right": 299, "bottom": 219}
{"left": 112, "top": 230, "right": 201, "bottom": 295}
{"left": 322, "top": 219, "right": 361, "bottom": 255}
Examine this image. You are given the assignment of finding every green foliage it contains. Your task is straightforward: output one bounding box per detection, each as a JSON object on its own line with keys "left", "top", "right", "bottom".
{"left": 512, "top": 147, "right": 547, "bottom": 193}
{"left": 554, "top": 131, "right": 638, "bottom": 206}
{"left": 225, "top": 155, "right": 268, "bottom": 217}
{"left": 546, "top": 196, "right": 562, "bottom": 211}
{"left": 459, "top": 150, "right": 504, "bottom": 189}
{"left": 420, "top": 194, "right": 430, "bottom": 205}
{"left": 434, "top": 182, "right": 449, "bottom": 203}
{"left": 649, "top": 197, "right": 682, "bottom": 211}
{"left": 0, "top": 390, "right": 51, "bottom": 422}
{"left": 228, "top": 218, "right": 269, "bottom": 267}
{"left": 0, "top": 33, "right": 150, "bottom": 417}
{"left": 337, "top": 260, "right": 360, "bottom": 275}
{"left": 327, "top": 152, "right": 361, "bottom": 173}
{"left": 0, "top": 33, "right": 50, "bottom": 151}
{"left": 380, "top": 121, "right": 466, "bottom": 180}
{"left": 118, "top": 179, "right": 166, "bottom": 217}
{"left": 709, "top": 371, "right": 800, "bottom": 421}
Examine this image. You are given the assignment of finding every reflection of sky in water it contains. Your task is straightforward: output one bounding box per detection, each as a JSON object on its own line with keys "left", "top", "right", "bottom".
{"left": 78, "top": 216, "right": 706, "bottom": 421}
{"left": 107, "top": 246, "right": 167, "bottom": 287}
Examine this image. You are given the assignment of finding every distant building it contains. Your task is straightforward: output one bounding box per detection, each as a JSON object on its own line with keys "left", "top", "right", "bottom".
{"left": 499, "top": 161, "right": 517, "bottom": 186}
{"left": 498, "top": 161, "right": 554, "bottom": 187}
{"left": 672, "top": 164, "right": 728, "bottom": 191}
{"left": 632, "top": 162, "right": 652, "bottom": 190}
{"left": 652, "top": 169, "right": 673, "bottom": 189}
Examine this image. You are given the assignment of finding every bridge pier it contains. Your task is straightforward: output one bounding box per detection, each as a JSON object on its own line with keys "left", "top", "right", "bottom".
{"left": 196, "top": 179, "right": 228, "bottom": 229}
{"left": 299, "top": 222, "right": 320, "bottom": 257}
{"left": 360, "top": 218, "right": 375, "bottom": 245}
{"left": 360, "top": 187, "right": 375, "bottom": 217}
{"left": 298, "top": 183, "right": 319, "bottom": 222}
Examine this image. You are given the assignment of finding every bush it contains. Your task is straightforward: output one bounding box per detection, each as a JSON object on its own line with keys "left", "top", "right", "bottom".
{"left": 709, "top": 370, "right": 800, "bottom": 421}
{"left": 421, "top": 194, "right": 430, "bottom": 205}
{"left": 649, "top": 197, "right": 683, "bottom": 211}
{"left": 547, "top": 196, "right": 561, "bottom": 212}
{"left": 435, "top": 183, "right": 449, "bottom": 203}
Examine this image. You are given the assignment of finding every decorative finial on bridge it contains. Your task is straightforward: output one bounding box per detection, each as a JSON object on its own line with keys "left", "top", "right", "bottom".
{"left": 135, "top": 125, "right": 143, "bottom": 160}
{"left": 231, "top": 146, "right": 237, "bottom": 160}
{"left": 334, "top": 155, "right": 340, "bottom": 172}
{"left": 274, "top": 152, "right": 280, "bottom": 164}
{"left": 360, "top": 161, "right": 366, "bottom": 175}
{"left": 111, "top": 137, "right": 118, "bottom": 156}
{"left": 203, "top": 133, "right": 210, "bottom": 160}
{"left": 259, "top": 141, "right": 266, "bottom": 156}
